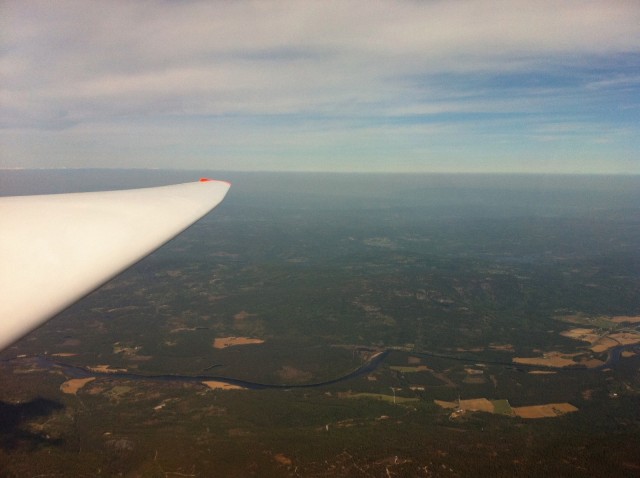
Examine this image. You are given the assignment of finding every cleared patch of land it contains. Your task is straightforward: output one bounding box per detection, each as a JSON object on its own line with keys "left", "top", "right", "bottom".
{"left": 60, "top": 377, "right": 95, "bottom": 395}
{"left": 434, "top": 398, "right": 577, "bottom": 419}
{"left": 560, "top": 328, "right": 601, "bottom": 344}
{"left": 590, "top": 333, "right": 640, "bottom": 353}
{"left": 560, "top": 327, "right": 640, "bottom": 352}
{"left": 460, "top": 398, "right": 494, "bottom": 412}
{"left": 513, "top": 352, "right": 579, "bottom": 368}
{"left": 512, "top": 403, "right": 578, "bottom": 419}
{"left": 202, "top": 381, "right": 246, "bottom": 390}
{"left": 611, "top": 315, "right": 640, "bottom": 324}
{"left": 274, "top": 453, "right": 293, "bottom": 466}
{"left": 213, "top": 336, "right": 265, "bottom": 349}
{"left": 434, "top": 398, "right": 494, "bottom": 413}
{"left": 434, "top": 398, "right": 514, "bottom": 416}
{"left": 434, "top": 400, "right": 457, "bottom": 409}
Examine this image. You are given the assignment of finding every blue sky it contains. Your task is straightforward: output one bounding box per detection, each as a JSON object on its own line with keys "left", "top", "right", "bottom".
{"left": 1, "top": 0, "right": 639, "bottom": 173}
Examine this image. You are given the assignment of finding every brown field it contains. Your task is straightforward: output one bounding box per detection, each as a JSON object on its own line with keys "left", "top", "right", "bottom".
{"left": 611, "top": 315, "right": 640, "bottom": 324}
{"left": 606, "top": 332, "right": 640, "bottom": 345}
{"left": 591, "top": 332, "right": 640, "bottom": 353}
{"left": 213, "top": 336, "right": 265, "bottom": 349}
{"left": 590, "top": 338, "right": 622, "bottom": 353}
{"left": 459, "top": 398, "right": 494, "bottom": 413}
{"left": 434, "top": 399, "right": 457, "bottom": 409}
{"left": 560, "top": 328, "right": 600, "bottom": 344}
{"left": 434, "top": 398, "right": 495, "bottom": 413}
{"left": 512, "top": 402, "right": 578, "bottom": 419}
{"left": 464, "top": 367, "right": 484, "bottom": 375}
{"left": 435, "top": 398, "right": 577, "bottom": 420}
{"left": 558, "top": 326, "right": 640, "bottom": 353}
{"left": 60, "top": 377, "right": 95, "bottom": 395}
{"left": 51, "top": 353, "right": 78, "bottom": 357}
{"left": 513, "top": 352, "right": 578, "bottom": 368}
{"left": 274, "top": 454, "right": 293, "bottom": 466}
{"left": 201, "top": 381, "right": 246, "bottom": 390}
{"left": 528, "top": 370, "right": 557, "bottom": 375}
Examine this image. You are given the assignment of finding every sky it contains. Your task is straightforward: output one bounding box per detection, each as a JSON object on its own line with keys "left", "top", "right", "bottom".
{"left": 1, "top": 0, "right": 639, "bottom": 174}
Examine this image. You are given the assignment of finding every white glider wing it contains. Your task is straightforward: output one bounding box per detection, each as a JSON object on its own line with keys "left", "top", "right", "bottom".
{"left": 0, "top": 179, "right": 230, "bottom": 350}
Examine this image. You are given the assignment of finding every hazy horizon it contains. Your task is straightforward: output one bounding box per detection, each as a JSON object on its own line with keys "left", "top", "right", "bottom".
{"left": 1, "top": 167, "right": 639, "bottom": 176}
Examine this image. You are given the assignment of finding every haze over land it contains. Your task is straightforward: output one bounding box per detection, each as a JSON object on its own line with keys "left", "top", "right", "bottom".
{"left": 1, "top": 170, "right": 639, "bottom": 476}
{"left": 2, "top": 0, "right": 639, "bottom": 174}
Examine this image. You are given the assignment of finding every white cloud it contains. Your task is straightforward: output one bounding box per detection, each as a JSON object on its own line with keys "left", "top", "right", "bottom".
{"left": 1, "top": 0, "right": 639, "bottom": 172}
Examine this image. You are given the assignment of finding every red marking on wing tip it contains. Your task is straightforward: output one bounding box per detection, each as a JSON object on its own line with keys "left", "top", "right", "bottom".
{"left": 199, "top": 177, "right": 232, "bottom": 186}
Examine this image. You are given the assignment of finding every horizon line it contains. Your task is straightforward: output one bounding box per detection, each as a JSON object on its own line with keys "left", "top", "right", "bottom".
{"left": 2, "top": 167, "right": 638, "bottom": 177}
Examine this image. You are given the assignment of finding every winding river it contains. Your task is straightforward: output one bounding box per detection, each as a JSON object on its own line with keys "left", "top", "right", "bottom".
{"left": 35, "top": 350, "right": 390, "bottom": 390}
{"left": 5, "top": 343, "right": 638, "bottom": 391}
{"left": 411, "top": 344, "right": 640, "bottom": 372}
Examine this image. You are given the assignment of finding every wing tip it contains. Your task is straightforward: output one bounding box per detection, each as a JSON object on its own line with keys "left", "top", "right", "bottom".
{"left": 199, "top": 177, "right": 232, "bottom": 186}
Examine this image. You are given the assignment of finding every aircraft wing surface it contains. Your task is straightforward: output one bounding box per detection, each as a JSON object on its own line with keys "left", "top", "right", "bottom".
{"left": 0, "top": 179, "right": 230, "bottom": 350}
